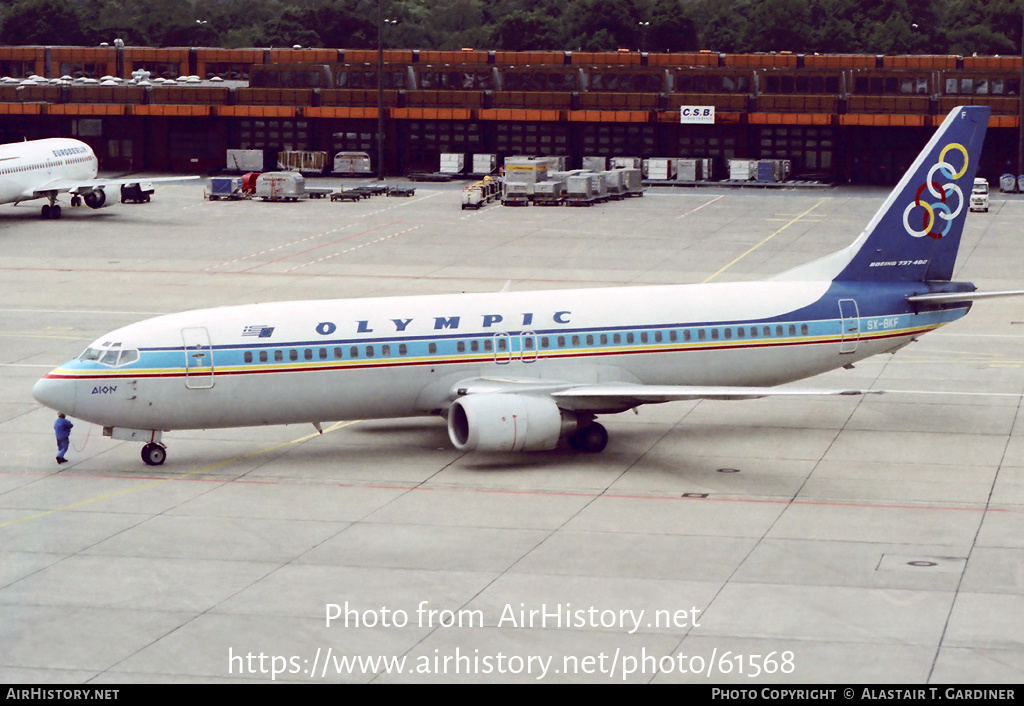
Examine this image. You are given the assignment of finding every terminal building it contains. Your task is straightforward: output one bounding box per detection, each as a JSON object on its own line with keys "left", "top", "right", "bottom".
{"left": 0, "top": 45, "right": 1020, "bottom": 183}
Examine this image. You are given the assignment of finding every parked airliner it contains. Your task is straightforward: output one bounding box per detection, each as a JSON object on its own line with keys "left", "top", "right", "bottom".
{"left": 0, "top": 137, "right": 196, "bottom": 219}
{"left": 32, "top": 106, "right": 1021, "bottom": 465}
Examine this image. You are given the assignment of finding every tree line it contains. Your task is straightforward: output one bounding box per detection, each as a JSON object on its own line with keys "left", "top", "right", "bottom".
{"left": 0, "top": 0, "right": 1020, "bottom": 57}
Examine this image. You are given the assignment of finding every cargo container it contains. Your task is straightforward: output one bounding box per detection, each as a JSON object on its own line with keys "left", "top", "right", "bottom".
{"left": 277, "top": 150, "right": 327, "bottom": 174}
{"left": 728, "top": 159, "right": 757, "bottom": 181}
{"left": 503, "top": 156, "right": 548, "bottom": 189}
{"left": 676, "top": 159, "right": 702, "bottom": 182}
{"left": 207, "top": 176, "right": 244, "bottom": 200}
{"left": 621, "top": 168, "right": 643, "bottom": 196}
{"left": 333, "top": 151, "right": 372, "bottom": 175}
{"left": 645, "top": 158, "right": 675, "bottom": 180}
{"left": 255, "top": 171, "right": 306, "bottom": 201}
{"left": 472, "top": 153, "right": 496, "bottom": 175}
{"left": 582, "top": 155, "right": 606, "bottom": 172}
{"left": 533, "top": 179, "right": 567, "bottom": 205}
{"left": 611, "top": 156, "right": 641, "bottom": 169}
{"left": 565, "top": 174, "right": 594, "bottom": 206}
{"left": 501, "top": 180, "right": 531, "bottom": 206}
{"left": 226, "top": 149, "right": 263, "bottom": 172}
{"left": 540, "top": 155, "right": 568, "bottom": 172}
{"left": 440, "top": 153, "right": 465, "bottom": 174}
{"left": 604, "top": 169, "right": 625, "bottom": 200}
{"left": 588, "top": 172, "right": 608, "bottom": 201}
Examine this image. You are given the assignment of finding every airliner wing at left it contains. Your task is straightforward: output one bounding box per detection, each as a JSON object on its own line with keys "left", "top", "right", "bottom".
{"left": 30, "top": 106, "right": 1024, "bottom": 466}
{"left": 0, "top": 136, "right": 198, "bottom": 219}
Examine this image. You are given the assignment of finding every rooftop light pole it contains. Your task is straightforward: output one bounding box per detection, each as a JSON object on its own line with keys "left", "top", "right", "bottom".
{"left": 377, "top": 0, "right": 384, "bottom": 181}
{"left": 1018, "top": 10, "right": 1024, "bottom": 185}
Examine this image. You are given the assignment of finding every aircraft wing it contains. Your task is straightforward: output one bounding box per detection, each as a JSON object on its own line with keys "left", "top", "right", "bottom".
{"left": 27, "top": 175, "right": 200, "bottom": 199}
{"left": 450, "top": 377, "right": 879, "bottom": 412}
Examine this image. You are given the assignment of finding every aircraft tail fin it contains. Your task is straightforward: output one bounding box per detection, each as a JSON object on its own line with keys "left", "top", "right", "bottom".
{"left": 779, "top": 106, "right": 989, "bottom": 283}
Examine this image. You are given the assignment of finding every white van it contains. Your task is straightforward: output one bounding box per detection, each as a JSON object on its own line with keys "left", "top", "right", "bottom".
{"left": 970, "top": 177, "right": 989, "bottom": 212}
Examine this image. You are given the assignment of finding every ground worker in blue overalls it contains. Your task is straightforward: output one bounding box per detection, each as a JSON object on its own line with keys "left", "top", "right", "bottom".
{"left": 54, "top": 413, "right": 73, "bottom": 464}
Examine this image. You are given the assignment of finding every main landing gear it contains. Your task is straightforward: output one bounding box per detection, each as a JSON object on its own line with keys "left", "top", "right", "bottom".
{"left": 141, "top": 442, "right": 167, "bottom": 466}
{"left": 567, "top": 422, "right": 608, "bottom": 453}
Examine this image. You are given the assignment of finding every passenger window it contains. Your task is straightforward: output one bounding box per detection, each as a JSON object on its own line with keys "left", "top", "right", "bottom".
{"left": 497, "top": 338, "right": 507, "bottom": 351}
{"left": 366, "top": 346, "right": 374, "bottom": 357}
{"left": 640, "top": 332, "right": 648, "bottom": 344}
{"left": 259, "top": 351, "right": 268, "bottom": 363}
{"left": 788, "top": 324, "right": 796, "bottom": 336}
{"left": 483, "top": 340, "right": 492, "bottom": 352}
{"left": 572, "top": 335, "right": 580, "bottom": 346}
{"left": 600, "top": 334, "right": 608, "bottom": 345}
{"left": 470, "top": 340, "right": 479, "bottom": 352}
{"left": 711, "top": 329, "right": 719, "bottom": 340}
{"left": 457, "top": 341, "right": 466, "bottom": 352}
{"left": 540, "top": 337, "right": 549, "bottom": 349}
{"left": 274, "top": 350, "right": 283, "bottom": 362}
{"left": 289, "top": 350, "right": 298, "bottom": 361}
{"left": 334, "top": 347, "right": 343, "bottom": 359}
{"left": 698, "top": 330, "right": 706, "bottom": 341}
{"left": 654, "top": 331, "right": 662, "bottom": 343}
{"left": 613, "top": 333, "right": 621, "bottom": 344}
{"left": 429, "top": 342, "right": 437, "bottom": 354}
{"left": 304, "top": 349, "right": 313, "bottom": 361}
{"left": 382, "top": 344, "right": 391, "bottom": 356}
{"left": 800, "top": 324, "right": 808, "bottom": 335}
{"left": 399, "top": 344, "right": 408, "bottom": 355}
{"left": 626, "top": 333, "right": 634, "bottom": 344}
{"left": 350, "top": 346, "right": 359, "bottom": 358}
{"left": 244, "top": 352, "right": 253, "bottom": 363}
{"left": 319, "top": 348, "right": 327, "bottom": 360}
{"left": 670, "top": 330, "right": 678, "bottom": 342}
{"left": 557, "top": 336, "right": 565, "bottom": 347}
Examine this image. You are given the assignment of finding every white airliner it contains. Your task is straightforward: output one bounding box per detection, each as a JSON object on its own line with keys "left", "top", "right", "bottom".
{"left": 0, "top": 137, "right": 196, "bottom": 219}
{"left": 32, "top": 106, "right": 1023, "bottom": 465}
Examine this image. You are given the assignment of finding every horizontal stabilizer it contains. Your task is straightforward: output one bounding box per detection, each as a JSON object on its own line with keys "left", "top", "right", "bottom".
{"left": 907, "top": 290, "right": 1024, "bottom": 305}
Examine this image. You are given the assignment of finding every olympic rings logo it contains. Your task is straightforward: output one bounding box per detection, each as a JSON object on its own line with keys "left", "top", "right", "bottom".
{"left": 902, "top": 143, "right": 968, "bottom": 240}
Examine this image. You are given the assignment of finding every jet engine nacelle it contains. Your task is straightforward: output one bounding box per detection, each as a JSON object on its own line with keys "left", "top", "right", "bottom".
{"left": 83, "top": 188, "right": 108, "bottom": 209}
{"left": 447, "top": 393, "right": 574, "bottom": 452}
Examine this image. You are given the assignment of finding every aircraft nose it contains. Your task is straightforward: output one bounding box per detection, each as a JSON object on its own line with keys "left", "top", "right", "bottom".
{"left": 32, "top": 375, "right": 76, "bottom": 416}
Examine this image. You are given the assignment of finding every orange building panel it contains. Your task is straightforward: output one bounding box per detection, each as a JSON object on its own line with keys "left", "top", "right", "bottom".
{"left": 216, "top": 106, "right": 297, "bottom": 118}
{"left": 963, "top": 56, "right": 1021, "bottom": 71}
{"left": 749, "top": 112, "right": 832, "bottom": 126}
{"left": 884, "top": 55, "right": 957, "bottom": 70}
{"left": 648, "top": 53, "right": 719, "bottom": 67}
{"left": 46, "top": 104, "right": 125, "bottom": 116}
{"left": 0, "top": 103, "right": 42, "bottom": 115}
{"left": 494, "top": 51, "right": 565, "bottom": 65}
{"left": 305, "top": 106, "right": 379, "bottom": 119}
{"left": 478, "top": 108, "right": 562, "bottom": 121}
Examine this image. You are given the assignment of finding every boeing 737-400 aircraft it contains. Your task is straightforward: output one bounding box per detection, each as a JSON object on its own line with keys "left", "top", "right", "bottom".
{"left": 32, "top": 106, "right": 1024, "bottom": 465}
{"left": 0, "top": 136, "right": 196, "bottom": 219}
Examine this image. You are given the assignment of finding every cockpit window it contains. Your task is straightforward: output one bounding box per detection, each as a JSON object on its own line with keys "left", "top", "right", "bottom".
{"left": 79, "top": 346, "right": 139, "bottom": 367}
